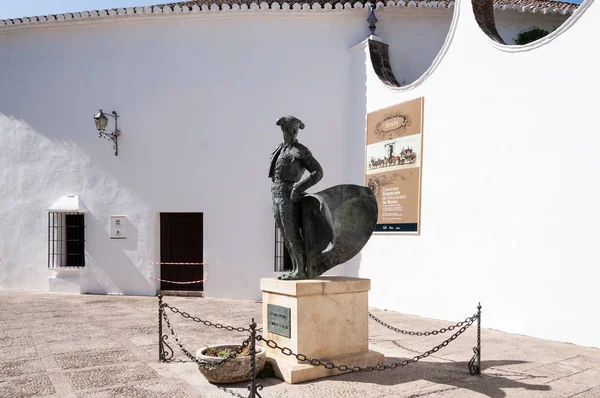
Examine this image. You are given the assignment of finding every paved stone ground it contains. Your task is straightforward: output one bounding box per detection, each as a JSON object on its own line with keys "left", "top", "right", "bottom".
{"left": 1, "top": 291, "right": 599, "bottom": 398}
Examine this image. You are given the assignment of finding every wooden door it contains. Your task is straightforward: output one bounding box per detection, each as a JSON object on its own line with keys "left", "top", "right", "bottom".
{"left": 160, "top": 213, "right": 203, "bottom": 291}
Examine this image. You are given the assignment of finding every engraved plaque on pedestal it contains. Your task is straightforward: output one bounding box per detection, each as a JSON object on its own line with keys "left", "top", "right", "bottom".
{"left": 267, "top": 304, "right": 291, "bottom": 338}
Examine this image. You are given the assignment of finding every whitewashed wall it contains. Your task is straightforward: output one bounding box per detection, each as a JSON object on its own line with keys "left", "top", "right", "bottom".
{"left": 0, "top": 12, "right": 360, "bottom": 298}
{"left": 0, "top": 1, "right": 583, "bottom": 348}
{"left": 0, "top": 8, "right": 471, "bottom": 299}
{"left": 352, "top": 0, "right": 599, "bottom": 348}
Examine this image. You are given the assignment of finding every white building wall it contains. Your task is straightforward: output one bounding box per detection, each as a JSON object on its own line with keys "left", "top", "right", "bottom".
{"left": 0, "top": 2, "right": 588, "bottom": 346}
{"left": 355, "top": 0, "right": 599, "bottom": 348}
{"left": 0, "top": 12, "right": 368, "bottom": 298}
{"left": 1, "top": 8, "right": 463, "bottom": 298}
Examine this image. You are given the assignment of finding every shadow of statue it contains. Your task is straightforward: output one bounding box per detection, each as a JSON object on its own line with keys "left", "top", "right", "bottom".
{"left": 185, "top": 355, "right": 551, "bottom": 398}
{"left": 318, "top": 359, "right": 551, "bottom": 398}
{"left": 208, "top": 359, "right": 550, "bottom": 398}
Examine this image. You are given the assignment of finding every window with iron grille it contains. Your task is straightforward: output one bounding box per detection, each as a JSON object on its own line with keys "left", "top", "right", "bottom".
{"left": 274, "top": 224, "right": 293, "bottom": 272}
{"left": 48, "top": 212, "right": 86, "bottom": 268}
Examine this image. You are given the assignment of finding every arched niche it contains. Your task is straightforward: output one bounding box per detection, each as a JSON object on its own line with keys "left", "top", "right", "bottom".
{"left": 365, "top": 2, "right": 462, "bottom": 90}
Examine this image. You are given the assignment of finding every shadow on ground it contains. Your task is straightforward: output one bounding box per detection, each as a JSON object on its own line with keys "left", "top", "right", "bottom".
{"left": 213, "top": 359, "right": 551, "bottom": 398}
{"left": 318, "top": 359, "right": 550, "bottom": 398}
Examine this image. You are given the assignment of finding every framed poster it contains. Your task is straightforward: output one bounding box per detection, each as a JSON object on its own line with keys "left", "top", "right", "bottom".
{"left": 365, "top": 97, "right": 424, "bottom": 234}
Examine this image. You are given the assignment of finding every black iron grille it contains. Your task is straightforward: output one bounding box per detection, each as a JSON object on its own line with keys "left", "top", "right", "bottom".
{"left": 274, "top": 224, "right": 293, "bottom": 272}
{"left": 48, "top": 212, "right": 85, "bottom": 268}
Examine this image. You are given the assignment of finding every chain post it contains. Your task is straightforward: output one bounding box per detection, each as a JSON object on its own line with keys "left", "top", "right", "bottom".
{"left": 477, "top": 302, "right": 482, "bottom": 373}
{"left": 469, "top": 302, "right": 482, "bottom": 375}
{"left": 158, "top": 293, "right": 164, "bottom": 362}
{"left": 247, "top": 318, "right": 262, "bottom": 398}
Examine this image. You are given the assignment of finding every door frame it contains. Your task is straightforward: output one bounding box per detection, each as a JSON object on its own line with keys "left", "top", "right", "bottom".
{"left": 158, "top": 212, "right": 204, "bottom": 294}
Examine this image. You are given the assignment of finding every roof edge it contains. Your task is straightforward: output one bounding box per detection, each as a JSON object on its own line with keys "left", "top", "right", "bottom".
{"left": 0, "top": 1, "right": 577, "bottom": 29}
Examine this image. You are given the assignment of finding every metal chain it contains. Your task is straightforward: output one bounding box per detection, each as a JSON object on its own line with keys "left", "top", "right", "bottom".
{"left": 368, "top": 312, "right": 477, "bottom": 337}
{"left": 163, "top": 303, "right": 263, "bottom": 333}
{"left": 161, "top": 310, "right": 251, "bottom": 368}
{"left": 257, "top": 312, "right": 478, "bottom": 372}
{"left": 217, "top": 386, "right": 248, "bottom": 398}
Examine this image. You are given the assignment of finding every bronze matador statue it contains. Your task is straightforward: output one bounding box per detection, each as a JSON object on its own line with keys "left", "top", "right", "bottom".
{"left": 269, "top": 116, "right": 378, "bottom": 280}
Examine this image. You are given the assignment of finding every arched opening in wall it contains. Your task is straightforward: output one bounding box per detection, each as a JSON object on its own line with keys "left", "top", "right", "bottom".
{"left": 472, "top": 0, "right": 582, "bottom": 46}
{"left": 368, "top": 4, "right": 460, "bottom": 87}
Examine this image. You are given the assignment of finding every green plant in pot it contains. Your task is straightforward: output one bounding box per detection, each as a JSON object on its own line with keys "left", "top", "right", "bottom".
{"left": 196, "top": 344, "right": 267, "bottom": 384}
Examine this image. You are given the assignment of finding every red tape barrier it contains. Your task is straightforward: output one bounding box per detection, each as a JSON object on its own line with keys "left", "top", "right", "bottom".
{"left": 149, "top": 276, "right": 205, "bottom": 284}
{"left": 150, "top": 261, "right": 208, "bottom": 285}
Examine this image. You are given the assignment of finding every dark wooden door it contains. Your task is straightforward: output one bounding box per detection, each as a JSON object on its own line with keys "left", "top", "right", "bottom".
{"left": 160, "top": 213, "right": 203, "bottom": 291}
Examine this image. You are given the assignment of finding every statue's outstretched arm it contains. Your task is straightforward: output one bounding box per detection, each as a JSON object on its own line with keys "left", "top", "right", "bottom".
{"left": 292, "top": 151, "right": 323, "bottom": 201}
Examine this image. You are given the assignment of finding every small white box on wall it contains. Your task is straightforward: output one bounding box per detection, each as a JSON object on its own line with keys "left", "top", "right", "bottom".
{"left": 110, "top": 215, "right": 127, "bottom": 239}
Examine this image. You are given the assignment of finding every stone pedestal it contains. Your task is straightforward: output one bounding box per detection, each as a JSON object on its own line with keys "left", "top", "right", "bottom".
{"left": 260, "top": 276, "right": 384, "bottom": 384}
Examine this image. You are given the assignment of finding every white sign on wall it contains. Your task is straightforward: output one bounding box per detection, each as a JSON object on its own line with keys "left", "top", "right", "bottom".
{"left": 110, "top": 216, "right": 126, "bottom": 239}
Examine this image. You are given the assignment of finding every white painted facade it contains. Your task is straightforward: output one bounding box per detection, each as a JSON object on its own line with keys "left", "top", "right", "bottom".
{"left": 1, "top": 0, "right": 594, "bottom": 347}
{"left": 351, "top": 1, "right": 599, "bottom": 348}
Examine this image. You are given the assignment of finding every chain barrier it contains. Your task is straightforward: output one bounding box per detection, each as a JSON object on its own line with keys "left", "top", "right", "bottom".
{"left": 158, "top": 295, "right": 264, "bottom": 398}
{"left": 162, "top": 309, "right": 251, "bottom": 368}
{"left": 157, "top": 294, "right": 483, "bottom": 398}
{"left": 218, "top": 387, "right": 249, "bottom": 398}
{"left": 163, "top": 303, "right": 264, "bottom": 333}
{"left": 368, "top": 312, "right": 475, "bottom": 337}
{"left": 256, "top": 312, "right": 478, "bottom": 373}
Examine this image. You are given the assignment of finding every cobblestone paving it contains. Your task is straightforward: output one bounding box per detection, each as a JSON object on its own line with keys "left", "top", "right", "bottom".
{"left": 1, "top": 291, "right": 599, "bottom": 398}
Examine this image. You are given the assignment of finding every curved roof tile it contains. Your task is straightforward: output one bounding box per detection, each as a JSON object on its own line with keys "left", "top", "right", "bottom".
{"left": 0, "top": 0, "right": 580, "bottom": 28}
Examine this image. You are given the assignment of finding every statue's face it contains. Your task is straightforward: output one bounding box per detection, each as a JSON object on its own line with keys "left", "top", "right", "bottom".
{"left": 281, "top": 122, "right": 300, "bottom": 143}
{"left": 277, "top": 116, "right": 304, "bottom": 144}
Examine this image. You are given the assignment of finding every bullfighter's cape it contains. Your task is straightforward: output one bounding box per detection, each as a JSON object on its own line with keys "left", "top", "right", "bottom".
{"left": 300, "top": 184, "right": 378, "bottom": 278}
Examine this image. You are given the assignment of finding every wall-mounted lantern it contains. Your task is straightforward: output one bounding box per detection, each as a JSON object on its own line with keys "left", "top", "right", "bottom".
{"left": 94, "top": 109, "right": 120, "bottom": 156}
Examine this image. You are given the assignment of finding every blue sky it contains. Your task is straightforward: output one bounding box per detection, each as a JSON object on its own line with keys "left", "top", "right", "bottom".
{"left": 0, "top": 0, "right": 584, "bottom": 20}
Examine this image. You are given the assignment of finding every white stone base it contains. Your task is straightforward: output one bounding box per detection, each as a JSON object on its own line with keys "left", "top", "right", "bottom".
{"left": 260, "top": 276, "right": 384, "bottom": 384}
{"left": 269, "top": 349, "right": 384, "bottom": 384}
{"left": 48, "top": 268, "right": 88, "bottom": 294}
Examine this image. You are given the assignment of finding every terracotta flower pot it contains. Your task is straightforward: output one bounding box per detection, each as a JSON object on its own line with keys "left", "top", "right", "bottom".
{"left": 196, "top": 344, "right": 266, "bottom": 384}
